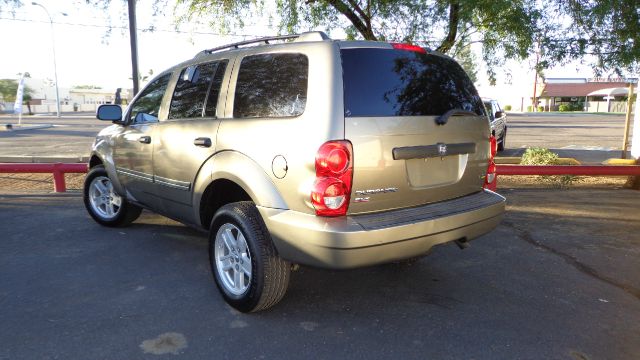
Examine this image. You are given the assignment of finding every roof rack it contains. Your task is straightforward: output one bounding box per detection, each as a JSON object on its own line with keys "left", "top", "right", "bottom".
{"left": 195, "top": 31, "right": 330, "bottom": 58}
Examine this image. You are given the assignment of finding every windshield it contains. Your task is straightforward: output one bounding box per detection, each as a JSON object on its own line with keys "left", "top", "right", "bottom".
{"left": 341, "top": 48, "right": 485, "bottom": 117}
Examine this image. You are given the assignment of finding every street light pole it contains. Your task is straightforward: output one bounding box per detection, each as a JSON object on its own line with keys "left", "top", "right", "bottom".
{"left": 32, "top": 2, "right": 66, "bottom": 118}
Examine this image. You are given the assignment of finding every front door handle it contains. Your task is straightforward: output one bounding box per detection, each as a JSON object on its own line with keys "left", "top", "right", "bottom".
{"left": 138, "top": 136, "right": 151, "bottom": 144}
{"left": 194, "top": 137, "right": 212, "bottom": 148}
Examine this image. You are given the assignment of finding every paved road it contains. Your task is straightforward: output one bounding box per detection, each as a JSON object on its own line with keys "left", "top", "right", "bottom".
{"left": 501, "top": 113, "right": 633, "bottom": 163}
{"left": 0, "top": 113, "right": 104, "bottom": 160}
{"left": 0, "top": 112, "right": 635, "bottom": 163}
{"left": 1, "top": 188, "right": 639, "bottom": 359}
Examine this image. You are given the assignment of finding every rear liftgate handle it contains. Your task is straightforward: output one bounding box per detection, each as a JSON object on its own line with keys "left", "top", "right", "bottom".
{"left": 436, "top": 108, "right": 478, "bottom": 125}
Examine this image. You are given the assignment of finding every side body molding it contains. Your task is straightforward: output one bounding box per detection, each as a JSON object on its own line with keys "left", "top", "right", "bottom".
{"left": 192, "top": 150, "right": 288, "bottom": 228}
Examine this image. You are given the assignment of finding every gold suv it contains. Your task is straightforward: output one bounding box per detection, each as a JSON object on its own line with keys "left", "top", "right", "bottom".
{"left": 84, "top": 32, "right": 505, "bottom": 312}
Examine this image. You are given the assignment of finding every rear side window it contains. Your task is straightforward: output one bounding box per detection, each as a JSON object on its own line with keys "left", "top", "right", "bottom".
{"left": 169, "top": 60, "right": 228, "bottom": 119}
{"left": 233, "top": 53, "right": 308, "bottom": 118}
{"left": 341, "top": 48, "right": 485, "bottom": 117}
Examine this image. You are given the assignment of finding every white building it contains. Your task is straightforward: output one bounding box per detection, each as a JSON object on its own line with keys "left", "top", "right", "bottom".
{"left": 2, "top": 77, "right": 132, "bottom": 113}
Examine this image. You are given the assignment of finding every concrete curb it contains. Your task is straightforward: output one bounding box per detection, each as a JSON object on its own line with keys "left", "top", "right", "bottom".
{"left": 495, "top": 157, "right": 581, "bottom": 165}
{"left": 602, "top": 158, "right": 637, "bottom": 165}
{"left": 0, "top": 155, "right": 89, "bottom": 163}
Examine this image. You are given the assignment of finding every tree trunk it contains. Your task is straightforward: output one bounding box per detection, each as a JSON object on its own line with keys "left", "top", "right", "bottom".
{"left": 436, "top": 1, "right": 460, "bottom": 54}
{"left": 326, "top": 0, "right": 377, "bottom": 40}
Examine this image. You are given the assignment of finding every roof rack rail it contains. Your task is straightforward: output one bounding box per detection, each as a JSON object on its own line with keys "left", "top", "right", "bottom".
{"left": 195, "top": 31, "right": 330, "bottom": 58}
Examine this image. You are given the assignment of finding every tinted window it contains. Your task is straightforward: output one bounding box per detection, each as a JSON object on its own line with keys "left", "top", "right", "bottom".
{"left": 169, "top": 60, "right": 227, "bottom": 119}
{"left": 129, "top": 73, "right": 171, "bottom": 123}
{"left": 205, "top": 61, "right": 228, "bottom": 117}
{"left": 483, "top": 101, "right": 494, "bottom": 120}
{"left": 233, "top": 53, "right": 308, "bottom": 118}
{"left": 341, "top": 48, "right": 485, "bottom": 117}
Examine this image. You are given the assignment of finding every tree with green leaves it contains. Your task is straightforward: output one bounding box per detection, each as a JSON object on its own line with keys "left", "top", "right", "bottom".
{"left": 2, "top": 0, "right": 638, "bottom": 83}
{"left": 72, "top": 85, "right": 103, "bottom": 89}
{"left": 0, "top": 78, "right": 35, "bottom": 115}
{"left": 173, "top": 0, "right": 639, "bottom": 83}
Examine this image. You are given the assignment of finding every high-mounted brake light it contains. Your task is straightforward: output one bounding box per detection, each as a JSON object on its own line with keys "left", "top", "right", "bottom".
{"left": 391, "top": 43, "right": 427, "bottom": 54}
{"left": 484, "top": 135, "right": 498, "bottom": 191}
{"left": 311, "top": 141, "right": 353, "bottom": 217}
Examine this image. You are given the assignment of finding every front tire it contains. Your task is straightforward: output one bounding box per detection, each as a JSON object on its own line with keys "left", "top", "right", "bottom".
{"left": 210, "top": 201, "right": 290, "bottom": 312}
{"left": 83, "top": 165, "right": 142, "bottom": 227}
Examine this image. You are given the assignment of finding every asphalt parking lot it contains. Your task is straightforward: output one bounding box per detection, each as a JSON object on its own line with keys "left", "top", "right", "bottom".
{"left": 1, "top": 188, "right": 639, "bottom": 359}
{"left": 0, "top": 112, "right": 633, "bottom": 164}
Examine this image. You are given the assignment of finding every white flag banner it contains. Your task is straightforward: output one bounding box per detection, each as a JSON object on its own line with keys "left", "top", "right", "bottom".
{"left": 13, "top": 75, "right": 25, "bottom": 115}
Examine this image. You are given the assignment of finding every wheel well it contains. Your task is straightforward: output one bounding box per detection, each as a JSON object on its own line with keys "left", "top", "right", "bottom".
{"left": 89, "top": 156, "right": 103, "bottom": 169}
{"left": 200, "top": 179, "right": 252, "bottom": 230}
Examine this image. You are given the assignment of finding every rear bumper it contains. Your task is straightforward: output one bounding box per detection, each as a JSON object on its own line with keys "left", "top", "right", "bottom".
{"left": 258, "top": 190, "right": 505, "bottom": 269}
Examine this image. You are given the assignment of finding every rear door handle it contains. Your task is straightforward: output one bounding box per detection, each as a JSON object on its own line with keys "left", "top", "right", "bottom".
{"left": 194, "top": 137, "right": 212, "bottom": 148}
{"left": 138, "top": 136, "right": 151, "bottom": 144}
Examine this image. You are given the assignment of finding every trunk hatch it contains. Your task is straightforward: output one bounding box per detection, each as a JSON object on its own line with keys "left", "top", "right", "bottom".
{"left": 340, "top": 47, "right": 490, "bottom": 215}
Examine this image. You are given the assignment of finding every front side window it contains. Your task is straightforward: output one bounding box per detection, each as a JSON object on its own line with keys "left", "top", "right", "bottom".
{"left": 169, "top": 60, "right": 228, "bottom": 119}
{"left": 233, "top": 53, "right": 308, "bottom": 118}
{"left": 341, "top": 48, "right": 485, "bottom": 117}
{"left": 128, "top": 73, "right": 171, "bottom": 123}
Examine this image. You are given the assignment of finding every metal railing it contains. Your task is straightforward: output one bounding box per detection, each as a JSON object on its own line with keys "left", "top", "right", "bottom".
{"left": 0, "top": 163, "right": 88, "bottom": 192}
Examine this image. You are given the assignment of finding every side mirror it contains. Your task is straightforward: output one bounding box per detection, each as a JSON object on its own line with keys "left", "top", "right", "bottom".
{"left": 97, "top": 104, "right": 123, "bottom": 122}
{"left": 494, "top": 111, "right": 504, "bottom": 119}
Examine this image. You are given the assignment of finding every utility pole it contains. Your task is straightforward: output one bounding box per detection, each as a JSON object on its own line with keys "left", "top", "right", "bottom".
{"left": 128, "top": 0, "right": 140, "bottom": 96}
{"left": 628, "top": 81, "right": 640, "bottom": 189}
{"left": 622, "top": 82, "right": 634, "bottom": 159}
{"left": 531, "top": 46, "right": 540, "bottom": 112}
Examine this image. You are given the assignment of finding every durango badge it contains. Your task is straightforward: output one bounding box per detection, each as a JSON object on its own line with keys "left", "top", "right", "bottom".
{"left": 437, "top": 143, "right": 448, "bottom": 157}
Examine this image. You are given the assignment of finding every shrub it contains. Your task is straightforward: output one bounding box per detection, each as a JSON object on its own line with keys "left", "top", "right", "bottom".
{"left": 537, "top": 106, "right": 544, "bottom": 112}
{"left": 559, "top": 104, "right": 570, "bottom": 112}
{"left": 503, "top": 105, "right": 512, "bottom": 111}
{"left": 526, "top": 105, "right": 533, "bottom": 112}
{"left": 570, "top": 103, "right": 584, "bottom": 111}
{"left": 520, "top": 147, "right": 579, "bottom": 188}
{"left": 521, "top": 147, "right": 559, "bottom": 166}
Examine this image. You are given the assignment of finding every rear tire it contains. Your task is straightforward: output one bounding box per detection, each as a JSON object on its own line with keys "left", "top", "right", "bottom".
{"left": 83, "top": 165, "right": 142, "bottom": 227}
{"left": 209, "top": 201, "right": 290, "bottom": 312}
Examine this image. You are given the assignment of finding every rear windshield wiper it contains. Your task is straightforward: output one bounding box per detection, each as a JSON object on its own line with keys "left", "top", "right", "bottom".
{"left": 436, "top": 109, "right": 478, "bottom": 125}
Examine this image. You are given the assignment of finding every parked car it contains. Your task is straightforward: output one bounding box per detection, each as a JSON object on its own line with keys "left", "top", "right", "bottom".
{"left": 483, "top": 98, "right": 507, "bottom": 151}
{"left": 84, "top": 32, "right": 505, "bottom": 312}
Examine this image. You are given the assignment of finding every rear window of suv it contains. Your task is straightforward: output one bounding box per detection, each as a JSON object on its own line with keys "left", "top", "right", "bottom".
{"left": 341, "top": 48, "right": 485, "bottom": 117}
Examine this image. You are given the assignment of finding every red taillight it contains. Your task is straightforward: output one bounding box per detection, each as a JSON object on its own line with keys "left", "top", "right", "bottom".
{"left": 391, "top": 43, "right": 427, "bottom": 54}
{"left": 312, "top": 140, "right": 353, "bottom": 217}
{"left": 484, "top": 135, "right": 497, "bottom": 191}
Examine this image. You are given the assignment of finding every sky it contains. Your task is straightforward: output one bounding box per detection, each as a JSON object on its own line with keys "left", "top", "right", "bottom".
{"left": 0, "top": 0, "right": 599, "bottom": 109}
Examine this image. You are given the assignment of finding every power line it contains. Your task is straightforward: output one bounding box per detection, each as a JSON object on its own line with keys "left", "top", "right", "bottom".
{"left": 0, "top": 16, "right": 268, "bottom": 38}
